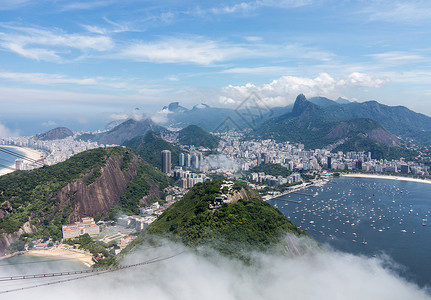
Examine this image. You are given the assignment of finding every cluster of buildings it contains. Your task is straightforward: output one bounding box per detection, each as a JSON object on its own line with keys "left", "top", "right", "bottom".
{"left": 1, "top": 135, "right": 100, "bottom": 166}
{"left": 161, "top": 149, "right": 209, "bottom": 188}
{"left": 214, "top": 131, "right": 430, "bottom": 177}
{"left": 62, "top": 217, "right": 100, "bottom": 239}
{"left": 325, "top": 151, "right": 430, "bottom": 175}
{"left": 248, "top": 172, "right": 302, "bottom": 186}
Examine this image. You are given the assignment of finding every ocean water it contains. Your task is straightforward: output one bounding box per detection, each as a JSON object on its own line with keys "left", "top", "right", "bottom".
{"left": 270, "top": 177, "right": 431, "bottom": 287}
{"left": 0, "top": 147, "right": 26, "bottom": 172}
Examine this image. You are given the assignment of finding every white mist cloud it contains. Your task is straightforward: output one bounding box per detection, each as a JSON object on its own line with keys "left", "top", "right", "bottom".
{"left": 203, "top": 154, "right": 240, "bottom": 171}
{"left": 109, "top": 108, "right": 147, "bottom": 122}
{"left": 0, "top": 238, "right": 429, "bottom": 300}
{"left": 0, "top": 123, "right": 19, "bottom": 137}
{"left": 151, "top": 108, "right": 172, "bottom": 125}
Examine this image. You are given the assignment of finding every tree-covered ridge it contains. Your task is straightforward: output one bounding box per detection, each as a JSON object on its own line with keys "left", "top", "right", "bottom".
{"left": 146, "top": 179, "right": 304, "bottom": 261}
{"left": 178, "top": 125, "right": 219, "bottom": 148}
{"left": 0, "top": 147, "right": 111, "bottom": 234}
{"left": 122, "top": 131, "right": 181, "bottom": 169}
{"left": 249, "top": 163, "right": 292, "bottom": 177}
{"left": 0, "top": 147, "right": 170, "bottom": 241}
{"left": 118, "top": 162, "right": 172, "bottom": 215}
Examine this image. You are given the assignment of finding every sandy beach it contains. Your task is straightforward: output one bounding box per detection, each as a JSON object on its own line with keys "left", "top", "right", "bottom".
{"left": 0, "top": 145, "right": 44, "bottom": 176}
{"left": 341, "top": 173, "right": 431, "bottom": 185}
{"left": 26, "top": 245, "right": 95, "bottom": 267}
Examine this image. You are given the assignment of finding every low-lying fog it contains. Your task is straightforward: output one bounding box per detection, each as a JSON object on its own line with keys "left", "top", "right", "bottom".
{"left": 1, "top": 235, "right": 430, "bottom": 300}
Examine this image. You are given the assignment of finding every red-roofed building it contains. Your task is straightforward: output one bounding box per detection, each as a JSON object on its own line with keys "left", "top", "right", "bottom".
{"left": 62, "top": 217, "right": 100, "bottom": 239}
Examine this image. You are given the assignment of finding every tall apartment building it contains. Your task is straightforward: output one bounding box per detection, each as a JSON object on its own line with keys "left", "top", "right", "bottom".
{"left": 161, "top": 150, "right": 172, "bottom": 174}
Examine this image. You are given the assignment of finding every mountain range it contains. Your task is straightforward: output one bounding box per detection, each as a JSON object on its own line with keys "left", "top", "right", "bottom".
{"left": 42, "top": 93, "right": 431, "bottom": 160}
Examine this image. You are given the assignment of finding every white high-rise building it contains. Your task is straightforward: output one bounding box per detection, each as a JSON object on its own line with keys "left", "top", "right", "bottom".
{"left": 179, "top": 153, "right": 185, "bottom": 166}
{"left": 161, "top": 150, "right": 172, "bottom": 174}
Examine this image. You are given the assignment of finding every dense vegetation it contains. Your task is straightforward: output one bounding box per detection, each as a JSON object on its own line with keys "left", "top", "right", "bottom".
{"left": 118, "top": 162, "right": 172, "bottom": 215}
{"left": 254, "top": 95, "right": 404, "bottom": 153}
{"left": 249, "top": 163, "right": 292, "bottom": 177}
{"left": 145, "top": 179, "right": 304, "bottom": 261}
{"left": 122, "top": 131, "right": 181, "bottom": 169}
{"left": 0, "top": 147, "right": 169, "bottom": 241}
{"left": 333, "top": 136, "right": 416, "bottom": 161}
{"left": 0, "top": 147, "right": 113, "bottom": 236}
{"left": 178, "top": 125, "right": 219, "bottom": 149}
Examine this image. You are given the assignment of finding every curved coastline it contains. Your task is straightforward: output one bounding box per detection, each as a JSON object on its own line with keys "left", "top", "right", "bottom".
{"left": 25, "top": 245, "right": 95, "bottom": 267}
{"left": 341, "top": 173, "right": 431, "bottom": 185}
{"left": 0, "top": 145, "right": 44, "bottom": 176}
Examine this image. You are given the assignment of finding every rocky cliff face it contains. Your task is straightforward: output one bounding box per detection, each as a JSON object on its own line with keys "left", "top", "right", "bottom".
{"left": 55, "top": 153, "right": 140, "bottom": 223}
{"left": 0, "top": 221, "right": 37, "bottom": 256}
{"left": 0, "top": 151, "right": 156, "bottom": 255}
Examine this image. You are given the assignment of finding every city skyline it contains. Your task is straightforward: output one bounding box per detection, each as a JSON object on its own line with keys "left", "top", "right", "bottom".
{"left": 1, "top": 1, "right": 431, "bottom": 137}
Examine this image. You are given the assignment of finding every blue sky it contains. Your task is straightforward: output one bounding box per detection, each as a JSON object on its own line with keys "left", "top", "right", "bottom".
{"left": 1, "top": 0, "right": 431, "bottom": 135}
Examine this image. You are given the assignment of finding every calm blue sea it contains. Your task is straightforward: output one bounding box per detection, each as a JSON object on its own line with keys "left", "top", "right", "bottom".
{"left": 0, "top": 147, "right": 26, "bottom": 172}
{"left": 270, "top": 176, "right": 431, "bottom": 288}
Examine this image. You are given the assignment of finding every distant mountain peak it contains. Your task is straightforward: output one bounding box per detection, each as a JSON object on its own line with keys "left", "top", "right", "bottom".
{"left": 291, "top": 94, "right": 309, "bottom": 116}
{"left": 164, "top": 102, "right": 188, "bottom": 113}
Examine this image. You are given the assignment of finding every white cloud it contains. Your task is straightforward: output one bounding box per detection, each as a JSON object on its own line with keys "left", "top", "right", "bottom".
{"left": 207, "top": 0, "right": 313, "bottom": 15}
{"left": 0, "top": 72, "right": 97, "bottom": 85}
{"left": 366, "top": 1, "right": 431, "bottom": 23}
{"left": 339, "top": 72, "right": 388, "bottom": 88}
{"left": 108, "top": 108, "right": 147, "bottom": 122}
{"left": 0, "top": 0, "right": 31, "bottom": 10}
{"left": 0, "top": 123, "right": 19, "bottom": 137}
{"left": 151, "top": 108, "right": 172, "bottom": 125}
{"left": 0, "top": 25, "right": 114, "bottom": 61}
{"left": 60, "top": 1, "right": 113, "bottom": 11}
{"left": 41, "top": 121, "right": 57, "bottom": 127}
{"left": 220, "top": 72, "right": 388, "bottom": 106}
{"left": 120, "top": 37, "right": 248, "bottom": 65}
{"left": 368, "top": 51, "right": 430, "bottom": 67}
{"left": 0, "top": 239, "right": 429, "bottom": 300}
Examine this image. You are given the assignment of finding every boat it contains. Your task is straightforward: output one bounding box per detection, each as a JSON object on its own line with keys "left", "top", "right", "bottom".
{"left": 362, "top": 239, "right": 367, "bottom": 245}
{"left": 422, "top": 219, "right": 427, "bottom": 226}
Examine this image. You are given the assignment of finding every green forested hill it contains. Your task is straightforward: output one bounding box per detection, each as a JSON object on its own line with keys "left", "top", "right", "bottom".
{"left": 0, "top": 147, "right": 170, "bottom": 244}
{"left": 122, "top": 131, "right": 181, "bottom": 169}
{"left": 145, "top": 179, "right": 304, "bottom": 261}
{"left": 178, "top": 125, "right": 219, "bottom": 148}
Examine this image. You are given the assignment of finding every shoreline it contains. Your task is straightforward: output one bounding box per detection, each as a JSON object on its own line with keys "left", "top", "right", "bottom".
{"left": 265, "top": 178, "right": 329, "bottom": 201}
{"left": 25, "top": 245, "right": 95, "bottom": 267}
{"left": 341, "top": 173, "right": 431, "bottom": 185}
{"left": 0, "top": 145, "right": 44, "bottom": 176}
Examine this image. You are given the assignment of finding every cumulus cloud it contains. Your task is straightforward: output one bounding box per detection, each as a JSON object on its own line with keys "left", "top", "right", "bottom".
{"left": 219, "top": 72, "right": 388, "bottom": 107}
{"left": 0, "top": 239, "right": 429, "bottom": 300}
